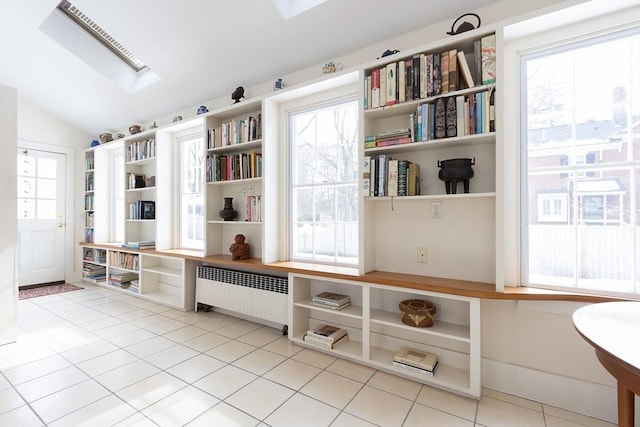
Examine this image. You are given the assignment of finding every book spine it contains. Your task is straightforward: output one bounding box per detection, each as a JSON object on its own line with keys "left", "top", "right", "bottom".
{"left": 363, "top": 156, "right": 371, "bottom": 197}
{"left": 448, "top": 49, "right": 457, "bottom": 92}
{"left": 305, "top": 331, "right": 344, "bottom": 343}
{"left": 303, "top": 334, "right": 340, "bottom": 349}
{"left": 398, "top": 60, "right": 406, "bottom": 103}
{"left": 393, "top": 361, "right": 435, "bottom": 376}
{"left": 481, "top": 34, "right": 497, "bottom": 85}
{"left": 387, "top": 159, "right": 398, "bottom": 197}
{"left": 379, "top": 66, "right": 386, "bottom": 106}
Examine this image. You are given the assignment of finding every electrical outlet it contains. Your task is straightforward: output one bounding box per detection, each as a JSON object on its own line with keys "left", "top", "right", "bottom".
{"left": 417, "top": 247, "right": 428, "bottom": 263}
{"left": 241, "top": 186, "right": 248, "bottom": 196}
{"left": 431, "top": 201, "right": 442, "bottom": 218}
{"left": 247, "top": 185, "right": 255, "bottom": 196}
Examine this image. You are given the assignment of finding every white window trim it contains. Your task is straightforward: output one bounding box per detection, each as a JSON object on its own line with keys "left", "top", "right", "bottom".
{"left": 276, "top": 83, "right": 359, "bottom": 265}
{"left": 500, "top": 3, "right": 639, "bottom": 292}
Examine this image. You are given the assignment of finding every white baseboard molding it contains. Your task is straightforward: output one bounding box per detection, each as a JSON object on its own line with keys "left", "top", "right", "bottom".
{"left": 482, "top": 358, "right": 624, "bottom": 424}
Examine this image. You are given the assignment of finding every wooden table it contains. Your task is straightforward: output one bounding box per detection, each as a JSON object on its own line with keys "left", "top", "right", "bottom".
{"left": 573, "top": 301, "right": 640, "bottom": 427}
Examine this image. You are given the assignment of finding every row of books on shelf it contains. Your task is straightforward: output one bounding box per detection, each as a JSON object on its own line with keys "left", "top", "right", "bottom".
{"left": 364, "top": 155, "right": 420, "bottom": 197}
{"left": 311, "top": 291, "right": 351, "bottom": 310}
{"left": 109, "top": 251, "right": 139, "bottom": 270}
{"left": 126, "top": 138, "right": 156, "bottom": 162}
{"left": 83, "top": 248, "right": 106, "bottom": 264}
{"left": 207, "top": 113, "right": 262, "bottom": 149}
{"left": 84, "top": 194, "right": 94, "bottom": 211}
{"left": 85, "top": 153, "right": 94, "bottom": 171}
{"left": 206, "top": 151, "right": 262, "bottom": 183}
{"left": 128, "top": 200, "right": 155, "bottom": 220}
{"left": 127, "top": 173, "right": 155, "bottom": 190}
{"left": 246, "top": 195, "right": 262, "bottom": 222}
{"left": 85, "top": 172, "right": 94, "bottom": 192}
{"left": 410, "top": 89, "right": 495, "bottom": 142}
{"left": 121, "top": 241, "right": 155, "bottom": 250}
{"left": 365, "top": 33, "right": 495, "bottom": 110}
{"left": 85, "top": 211, "right": 94, "bottom": 228}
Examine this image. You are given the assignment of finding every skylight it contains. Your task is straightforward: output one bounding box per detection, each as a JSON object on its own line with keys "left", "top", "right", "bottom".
{"left": 273, "top": 0, "right": 327, "bottom": 20}
{"left": 56, "top": 0, "right": 147, "bottom": 72}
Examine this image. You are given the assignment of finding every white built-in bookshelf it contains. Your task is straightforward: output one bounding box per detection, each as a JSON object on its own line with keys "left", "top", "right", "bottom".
{"left": 289, "top": 273, "right": 481, "bottom": 397}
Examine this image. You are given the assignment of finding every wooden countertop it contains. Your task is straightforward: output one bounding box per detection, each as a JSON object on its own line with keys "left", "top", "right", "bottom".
{"left": 81, "top": 243, "right": 630, "bottom": 303}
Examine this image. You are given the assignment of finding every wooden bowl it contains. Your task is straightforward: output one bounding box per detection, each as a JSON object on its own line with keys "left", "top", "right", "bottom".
{"left": 399, "top": 299, "right": 437, "bottom": 327}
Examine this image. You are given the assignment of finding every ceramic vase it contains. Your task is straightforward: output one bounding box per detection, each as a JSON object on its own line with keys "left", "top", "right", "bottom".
{"left": 219, "top": 197, "right": 238, "bottom": 221}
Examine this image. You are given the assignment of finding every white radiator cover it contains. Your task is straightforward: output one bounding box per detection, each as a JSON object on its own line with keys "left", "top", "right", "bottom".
{"left": 196, "top": 266, "right": 288, "bottom": 326}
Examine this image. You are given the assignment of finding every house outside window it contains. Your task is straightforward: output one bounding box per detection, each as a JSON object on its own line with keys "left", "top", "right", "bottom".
{"left": 522, "top": 27, "right": 640, "bottom": 296}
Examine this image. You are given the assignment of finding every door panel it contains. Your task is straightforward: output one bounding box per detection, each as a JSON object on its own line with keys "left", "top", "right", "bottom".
{"left": 17, "top": 148, "right": 65, "bottom": 286}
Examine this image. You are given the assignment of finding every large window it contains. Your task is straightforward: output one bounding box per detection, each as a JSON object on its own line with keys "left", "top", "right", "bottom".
{"left": 179, "top": 134, "right": 204, "bottom": 250}
{"left": 522, "top": 27, "right": 640, "bottom": 296}
{"left": 290, "top": 98, "right": 359, "bottom": 265}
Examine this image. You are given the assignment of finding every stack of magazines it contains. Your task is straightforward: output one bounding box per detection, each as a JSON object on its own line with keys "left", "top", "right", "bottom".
{"left": 311, "top": 291, "right": 350, "bottom": 310}
{"left": 303, "top": 324, "right": 348, "bottom": 349}
{"left": 393, "top": 347, "right": 439, "bottom": 376}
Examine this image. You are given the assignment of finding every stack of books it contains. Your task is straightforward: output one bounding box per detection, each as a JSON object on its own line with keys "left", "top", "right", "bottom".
{"left": 108, "top": 272, "right": 138, "bottom": 289}
{"left": 393, "top": 347, "right": 439, "bottom": 376}
{"left": 311, "top": 291, "right": 350, "bottom": 310}
{"left": 303, "top": 324, "right": 348, "bottom": 349}
{"left": 122, "top": 241, "right": 156, "bottom": 250}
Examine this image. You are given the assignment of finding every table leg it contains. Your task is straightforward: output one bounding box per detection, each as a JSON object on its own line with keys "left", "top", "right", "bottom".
{"left": 617, "top": 381, "right": 634, "bottom": 427}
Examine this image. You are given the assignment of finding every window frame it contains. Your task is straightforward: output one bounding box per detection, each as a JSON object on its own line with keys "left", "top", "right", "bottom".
{"left": 284, "top": 91, "right": 360, "bottom": 266}
{"left": 511, "top": 16, "right": 639, "bottom": 298}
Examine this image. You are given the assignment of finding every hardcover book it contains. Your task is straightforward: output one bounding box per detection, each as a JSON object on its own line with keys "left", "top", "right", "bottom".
{"left": 448, "top": 49, "right": 457, "bottom": 92}
{"left": 307, "top": 325, "right": 348, "bottom": 343}
{"left": 312, "top": 291, "right": 350, "bottom": 306}
{"left": 457, "top": 50, "right": 475, "bottom": 88}
{"left": 393, "top": 347, "right": 438, "bottom": 372}
{"left": 446, "top": 96, "right": 457, "bottom": 138}
{"left": 481, "top": 34, "right": 496, "bottom": 85}
{"left": 440, "top": 52, "right": 449, "bottom": 94}
{"left": 386, "top": 62, "right": 397, "bottom": 105}
{"left": 387, "top": 159, "right": 399, "bottom": 197}
{"left": 303, "top": 332, "right": 346, "bottom": 349}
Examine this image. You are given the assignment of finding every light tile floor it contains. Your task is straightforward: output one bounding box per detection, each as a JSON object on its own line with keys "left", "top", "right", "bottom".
{"left": 0, "top": 283, "right": 615, "bottom": 427}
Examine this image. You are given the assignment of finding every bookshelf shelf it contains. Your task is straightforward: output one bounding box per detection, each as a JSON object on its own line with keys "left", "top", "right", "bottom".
{"left": 207, "top": 139, "right": 262, "bottom": 154}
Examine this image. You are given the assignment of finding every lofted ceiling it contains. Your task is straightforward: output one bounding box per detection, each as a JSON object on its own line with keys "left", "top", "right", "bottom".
{"left": 0, "top": 0, "right": 501, "bottom": 137}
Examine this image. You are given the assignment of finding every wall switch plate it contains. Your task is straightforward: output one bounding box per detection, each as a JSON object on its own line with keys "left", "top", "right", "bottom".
{"left": 431, "top": 201, "right": 442, "bottom": 218}
{"left": 417, "top": 247, "right": 428, "bottom": 263}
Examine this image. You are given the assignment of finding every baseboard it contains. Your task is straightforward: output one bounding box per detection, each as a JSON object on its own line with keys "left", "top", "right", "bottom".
{"left": 482, "top": 358, "right": 623, "bottom": 424}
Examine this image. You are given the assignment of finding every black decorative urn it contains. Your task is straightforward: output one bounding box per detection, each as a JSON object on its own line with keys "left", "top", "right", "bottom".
{"left": 219, "top": 197, "right": 238, "bottom": 221}
{"left": 437, "top": 158, "right": 475, "bottom": 194}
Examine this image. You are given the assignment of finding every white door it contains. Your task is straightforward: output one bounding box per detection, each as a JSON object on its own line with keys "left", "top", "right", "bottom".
{"left": 17, "top": 147, "right": 66, "bottom": 286}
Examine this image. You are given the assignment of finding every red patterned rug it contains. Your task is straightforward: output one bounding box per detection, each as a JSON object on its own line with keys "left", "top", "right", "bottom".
{"left": 18, "top": 283, "right": 84, "bottom": 300}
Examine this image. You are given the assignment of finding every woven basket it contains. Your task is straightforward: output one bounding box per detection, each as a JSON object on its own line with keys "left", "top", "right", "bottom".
{"left": 399, "top": 299, "right": 437, "bottom": 328}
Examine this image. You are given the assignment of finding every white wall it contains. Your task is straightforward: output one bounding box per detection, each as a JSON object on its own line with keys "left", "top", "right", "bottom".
{"left": 0, "top": 85, "right": 18, "bottom": 345}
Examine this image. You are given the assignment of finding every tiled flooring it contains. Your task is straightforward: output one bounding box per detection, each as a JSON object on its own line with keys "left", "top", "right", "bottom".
{"left": 0, "top": 283, "right": 614, "bottom": 427}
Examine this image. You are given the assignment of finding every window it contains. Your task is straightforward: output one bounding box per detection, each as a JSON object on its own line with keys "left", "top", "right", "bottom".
{"left": 289, "top": 97, "right": 359, "bottom": 265}
{"left": 522, "top": 27, "right": 640, "bottom": 296}
{"left": 179, "top": 134, "right": 204, "bottom": 250}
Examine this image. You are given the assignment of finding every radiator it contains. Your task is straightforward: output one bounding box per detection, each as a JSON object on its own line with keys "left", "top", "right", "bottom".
{"left": 195, "top": 265, "right": 288, "bottom": 326}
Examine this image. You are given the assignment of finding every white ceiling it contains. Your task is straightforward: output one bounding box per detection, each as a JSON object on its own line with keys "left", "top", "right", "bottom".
{"left": 0, "top": 0, "right": 501, "bottom": 137}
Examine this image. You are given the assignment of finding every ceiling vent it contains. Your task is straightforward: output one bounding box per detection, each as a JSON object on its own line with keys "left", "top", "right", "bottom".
{"left": 40, "top": 1, "right": 159, "bottom": 93}
{"left": 57, "top": 0, "right": 147, "bottom": 72}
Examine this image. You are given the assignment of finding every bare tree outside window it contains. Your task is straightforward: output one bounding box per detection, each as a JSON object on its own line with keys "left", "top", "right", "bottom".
{"left": 290, "top": 98, "right": 359, "bottom": 265}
